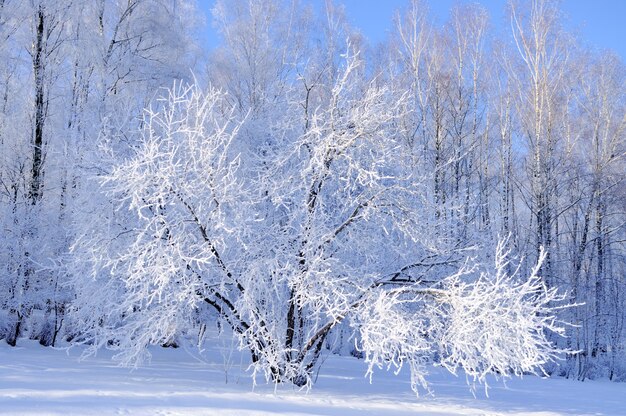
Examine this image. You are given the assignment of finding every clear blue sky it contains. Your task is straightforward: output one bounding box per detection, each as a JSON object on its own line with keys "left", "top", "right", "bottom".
{"left": 198, "top": 0, "right": 626, "bottom": 61}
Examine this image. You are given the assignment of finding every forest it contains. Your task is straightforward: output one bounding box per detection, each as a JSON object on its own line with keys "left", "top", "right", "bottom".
{"left": 0, "top": 0, "right": 624, "bottom": 393}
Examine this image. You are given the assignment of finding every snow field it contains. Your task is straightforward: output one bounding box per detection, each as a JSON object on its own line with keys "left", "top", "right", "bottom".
{"left": 1, "top": 339, "right": 624, "bottom": 415}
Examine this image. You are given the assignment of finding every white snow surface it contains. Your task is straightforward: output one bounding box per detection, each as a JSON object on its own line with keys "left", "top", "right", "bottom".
{"left": 0, "top": 339, "right": 624, "bottom": 416}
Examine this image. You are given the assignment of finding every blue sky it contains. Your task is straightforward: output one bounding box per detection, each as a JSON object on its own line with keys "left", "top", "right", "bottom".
{"left": 198, "top": 1, "right": 626, "bottom": 61}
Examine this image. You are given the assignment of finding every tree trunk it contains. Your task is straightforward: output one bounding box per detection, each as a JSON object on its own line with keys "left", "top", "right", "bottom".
{"left": 29, "top": 5, "right": 46, "bottom": 204}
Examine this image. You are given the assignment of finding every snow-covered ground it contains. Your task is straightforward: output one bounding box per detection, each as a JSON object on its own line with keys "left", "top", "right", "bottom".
{"left": 0, "top": 339, "right": 624, "bottom": 416}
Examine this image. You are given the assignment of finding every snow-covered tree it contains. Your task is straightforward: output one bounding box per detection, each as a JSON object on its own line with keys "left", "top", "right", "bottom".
{"left": 69, "top": 53, "right": 569, "bottom": 392}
